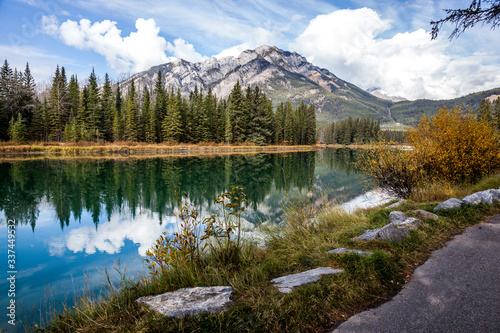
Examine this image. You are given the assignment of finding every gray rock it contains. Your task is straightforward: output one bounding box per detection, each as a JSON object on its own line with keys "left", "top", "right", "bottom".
{"left": 396, "top": 217, "right": 422, "bottom": 230}
{"left": 433, "top": 198, "right": 465, "bottom": 212}
{"left": 271, "top": 267, "right": 344, "bottom": 293}
{"left": 387, "top": 200, "right": 405, "bottom": 209}
{"left": 328, "top": 248, "right": 373, "bottom": 256}
{"left": 389, "top": 211, "right": 408, "bottom": 225}
{"left": 412, "top": 209, "right": 439, "bottom": 220}
{"left": 463, "top": 189, "right": 500, "bottom": 205}
{"left": 136, "top": 286, "right": 233, "bottom": 318}
{"left": 355, "top": 224, "right": 410, "bottom": 242}
{"left": 356, "top": 228, "right": 381, "bottom": 241}
{"left": 377, "top": 223, "right": 411, "bottom": 241}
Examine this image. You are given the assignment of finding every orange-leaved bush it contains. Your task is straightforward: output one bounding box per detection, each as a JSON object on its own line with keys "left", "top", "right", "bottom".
{"left": 359, "top": 106, "right": 500, "bottom": 199}
{"left": 357, "top": 145, "right": 424, "bottom": 198}
{"left": 408, "top": 106, "right": 500, "bottom": 184}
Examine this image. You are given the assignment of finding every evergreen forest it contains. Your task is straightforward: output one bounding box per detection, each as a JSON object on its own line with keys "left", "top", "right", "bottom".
{"left": 322, "top": 117, "right": 381, "bottom": 145}
{"left": 0, "top": 60, "right": 316, "bottom": 145}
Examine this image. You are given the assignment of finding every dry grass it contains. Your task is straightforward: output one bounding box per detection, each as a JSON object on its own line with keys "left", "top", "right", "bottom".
{"left": 409, "top": 174, "right": 500, "bottom": 203}
{"left": 0, "top": 141, "right": 320, "bottom": 161}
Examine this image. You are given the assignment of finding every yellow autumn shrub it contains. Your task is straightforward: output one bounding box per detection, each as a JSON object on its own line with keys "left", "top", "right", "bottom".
{"left": 359, "top": 106, "right": 500, "bottom": 198}
{"left": 408, "top": 106, "right": 500, "bottom": 183}
{"left": 358, "top": 145, "right": 425, "bottom": 198}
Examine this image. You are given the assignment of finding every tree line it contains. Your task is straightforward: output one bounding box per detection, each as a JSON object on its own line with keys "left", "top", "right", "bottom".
{"left": 1, "top": 60, "right": 316, "bottom": 145}
{"left": 475, "top": 97, "right": 500, "bottom": 129}
{"left": 322, "top": 116, "right": 381, "bottom": 145}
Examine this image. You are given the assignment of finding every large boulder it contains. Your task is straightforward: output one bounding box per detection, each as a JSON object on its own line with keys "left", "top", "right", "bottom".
{"left": 377, "top": 223, "right": 411, "bottom": 241}
{"left": 137, "top": 286, "right": 233, "bottom": 318}
{"left": 462, "top": 189, "right": 500, "bottom": 205}
{"left": 271, "top": 267, "right": 344, "bottom": 293}
{"left": 395, "top": 217, "right": 422, "bottom": 230}
{"left": 355, "top": 224, "right": 410, "bottom": 242}
{"left": 389, "top": 211, "right": 408, "bottom": 225}
{"left": 433, "top": 198, "right": 465, "bottom": 212}
{"left": 356, "top": 228, "right": 381, "bottom": 241}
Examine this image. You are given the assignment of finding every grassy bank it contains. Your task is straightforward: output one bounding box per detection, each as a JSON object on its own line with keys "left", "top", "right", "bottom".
{"left": 40, "top": 176, "right": 500, "bottom": 332}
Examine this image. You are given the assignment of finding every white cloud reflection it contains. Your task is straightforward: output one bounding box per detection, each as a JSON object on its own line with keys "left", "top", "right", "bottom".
{"left": 49, "top": 212, "right": 178, "bottom": 257}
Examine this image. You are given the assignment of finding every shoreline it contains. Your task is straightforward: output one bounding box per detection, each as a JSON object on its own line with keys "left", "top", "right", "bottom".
{"left": 0, "top": 142, "right": 324, "bottom": 161}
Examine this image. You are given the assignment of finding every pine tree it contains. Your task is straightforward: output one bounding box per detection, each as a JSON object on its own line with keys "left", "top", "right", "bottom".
{"left": 284, "top": 102, "right": 294, "bottom": 144}
{"left": 196, "top": 87, "right": 209, "bottom": 141}
{"left": 227, "top": 81, "right": 247, "bottom": 143}
{"left": 7, "top": 116, "right": 14, "bottom": 141}
{"left": 112, "top": 108, "right": 122, "bottom": 141}
{"left": 215, "top": 98, "right": 226, "bottom": 143}
{"left": 177, "top": 89, "right": 189, "bottom": 143}
{"left": 161, "top": 93, "right": 183, "bottom": 143}
{"left": 494, "top": 97, "right": 500, "bottom": 131}
{"left": 114, "top": 85, "right": 123, "bottom": 141}
{"left": 20, "top": 63, "right": 36, "bottom": 125}
{"left": 115, "top": 84, "right": 122, "bottom": 114}
{"left": 0, "top": 59, "right": 14, "bottom": 140}
{"left": 245, "top": 86, "right": 256, "bottom": 140}
{"left": 247, "top": 86, "right": 271, "bottom": 145}
{"left": 477, "top": 98, "right": 493, "bottom": 124}
{"left": 153, "top": 70, "right": 167, "bottom": 141}
{"left": 8, "top": 113, "right": 27, "bottom": 143}
{"left": 67, "top": 114, "right": 78, "bottom": 142}
{"left": 342, "top": 117, "right": 353, "bottom": 145}
{"left": 87, "top": 68, "right": 102, "bottom": 141}
{"left": 306, "top": 104, "right": 316, "bottom": 144}
{"left": 48, "top": 65, "right": 69, "bottom": 141}
{"left": 204, "top": 87, "right": 217, "bottom": 141}
{"left": 101, "top": 73, "right": 114, "bottom": 141}
{"left": 225, "top": 104, "right": 233, "bottom": 144}
{"left": 67, "top": 75, "right": 80, "bottom": 117}
{"left": 274, "top": 103, "right": 284, "bottom": 144}
{"left": 264, "top": 95, "right": 275, "bottom": 143}
{"left": 123, "top": 79, "right": 138, "bottom": 141}
{"left": 142, "top": 87, "right": 156, "bottom": 143}
{"left": 77, "top": 86, "right": 90, "bottom": 141}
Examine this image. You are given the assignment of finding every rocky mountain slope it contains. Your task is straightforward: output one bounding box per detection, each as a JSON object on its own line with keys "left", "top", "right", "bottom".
{"left": 120, "top": 45, "right": 392, "bottom": 124}
{"left": 120, "top": 45, "right": 500, "bottom": 125}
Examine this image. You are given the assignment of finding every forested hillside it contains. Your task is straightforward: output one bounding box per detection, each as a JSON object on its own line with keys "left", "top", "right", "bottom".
{"left": 390, "top": 87, "right": 500, "bottom": 124}
{"left": 1, "top": 61, "right": 316, "bottom": 145}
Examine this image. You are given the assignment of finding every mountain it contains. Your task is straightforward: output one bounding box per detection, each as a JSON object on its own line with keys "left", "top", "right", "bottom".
{"left": 120, "top": 45, "right": 500, "bottom": 125}
{"left": 390, "top": 87, "right": 500, "bottom": 124}
{"left": 120, "top": 45, "right": 393, "bottom": 124}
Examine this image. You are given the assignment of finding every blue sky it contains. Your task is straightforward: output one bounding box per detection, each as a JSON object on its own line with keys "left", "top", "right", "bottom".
{"left": 1, "top": 0, "right": 499, "bottom": 100}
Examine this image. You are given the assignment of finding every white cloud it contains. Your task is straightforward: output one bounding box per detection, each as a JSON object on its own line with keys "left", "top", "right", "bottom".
{"left": 291, "top": 7, "right": 500, "bottom": 100}
{"left": 215, "top": 26, "right": 278, "bottom": 59}
{"left": 40, "top": 16, "right": 207, "bottom": 73}
{"left": 166, "top": 38, "right": 206, "bottom": 63}
{"left": 40, "top": 15, "right": 59, "bottom": 35}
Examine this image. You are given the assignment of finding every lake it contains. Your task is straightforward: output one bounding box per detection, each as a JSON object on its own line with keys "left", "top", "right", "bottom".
{"left": 0, "top": 148, "right": 372, "bottom": 331}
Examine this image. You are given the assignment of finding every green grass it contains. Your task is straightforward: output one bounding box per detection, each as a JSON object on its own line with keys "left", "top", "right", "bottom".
{"left": 40, "top": 180, "right": 500, "bottom": 332}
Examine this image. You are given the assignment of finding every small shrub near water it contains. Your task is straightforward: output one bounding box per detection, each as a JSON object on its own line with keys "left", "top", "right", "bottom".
{"left": 145, "top": 185, "right": 249, "bottom": 275}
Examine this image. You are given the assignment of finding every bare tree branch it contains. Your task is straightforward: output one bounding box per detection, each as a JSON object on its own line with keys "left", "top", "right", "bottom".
{"left": 430, "top": 0, "right": 500, "bottom": 40}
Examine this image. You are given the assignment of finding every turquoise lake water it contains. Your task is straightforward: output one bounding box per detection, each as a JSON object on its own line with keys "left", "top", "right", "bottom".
{"left": 0, "top": 148, "right": 370, "bottom": 331}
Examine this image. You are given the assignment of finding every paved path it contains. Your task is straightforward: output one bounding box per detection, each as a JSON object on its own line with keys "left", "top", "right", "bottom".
{"left": 334, "top": 215, "right": 500, "bottom": 333}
